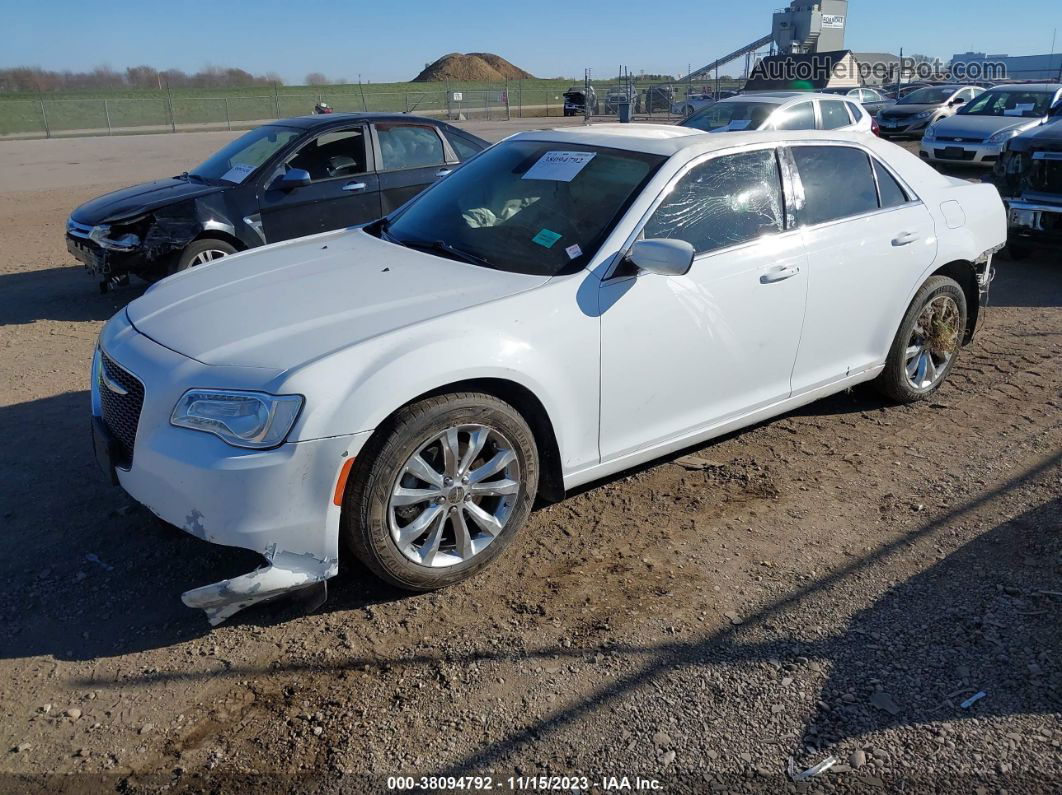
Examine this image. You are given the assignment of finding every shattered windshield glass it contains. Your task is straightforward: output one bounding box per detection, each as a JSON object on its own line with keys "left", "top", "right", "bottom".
{"left": 380, "top": 140, "right": 665, "bottom": 276}
{"left": 191, "top": 125, "right": 301, "bottom": 183}
{"left": 681, "top": 101, "right": 778, "bottom": 132}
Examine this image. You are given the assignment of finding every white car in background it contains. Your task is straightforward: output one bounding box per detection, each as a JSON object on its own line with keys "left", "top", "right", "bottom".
{"left": 91, "top": 125, "right": 1004, "bottom": 623}
{"left": 680, "top": 92, "right": 874, "bottom": 133}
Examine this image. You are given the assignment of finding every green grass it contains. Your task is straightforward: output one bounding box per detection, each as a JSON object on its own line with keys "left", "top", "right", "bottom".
{"left": 0, "top": 78, "right": 745, "bottom": 137}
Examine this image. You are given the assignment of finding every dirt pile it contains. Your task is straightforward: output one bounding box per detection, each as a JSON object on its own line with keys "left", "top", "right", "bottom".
{"left": 411, "top": 52, "right": 535, "bottom": 82}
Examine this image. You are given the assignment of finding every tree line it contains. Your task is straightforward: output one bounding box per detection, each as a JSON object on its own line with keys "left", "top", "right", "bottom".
{"left": 0, "top": 65, "right": 287, "bottom": 93}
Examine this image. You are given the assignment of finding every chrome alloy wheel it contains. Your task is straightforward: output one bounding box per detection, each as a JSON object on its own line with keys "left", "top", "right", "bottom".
{"left": 388, "top": 425, "right": 521, "bottom": 567}
{"left": 904, "top": 294, "right": 960, "bottom": 390}
{"left": 189, "top": 249, "right": 229, "bottom": 266}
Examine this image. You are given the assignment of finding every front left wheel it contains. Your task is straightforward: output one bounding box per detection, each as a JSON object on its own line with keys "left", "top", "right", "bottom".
{"left": 342, "top": 392, "right": 539, "bottom": 591}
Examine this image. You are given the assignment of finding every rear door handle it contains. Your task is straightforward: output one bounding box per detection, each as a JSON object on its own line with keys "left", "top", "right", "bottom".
{"left": 436, "top": 168, "right": 453, "bottom": 177}
{"left": 892, "top": 231, "right": 918, "bottom": 246}
{"left": 342, "top": 181, "right": 367, "bottom": 191}
{"left": 760, "top": 265, "right": 801, "bottom": 283}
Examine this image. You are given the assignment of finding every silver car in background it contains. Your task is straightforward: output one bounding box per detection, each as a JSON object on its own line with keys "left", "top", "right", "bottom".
{"left": 680, "top": 92, "right": 872, "bottom": 133}
{"left": 876, "top": 85, "right": 984, "bottom": 138}
{"left": 920, "top": 84, "right": 1062, "bottom": 166}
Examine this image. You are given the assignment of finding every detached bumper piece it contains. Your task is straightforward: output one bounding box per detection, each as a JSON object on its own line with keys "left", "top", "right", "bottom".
{"left": 181, "top": 549, "right": 334, "bottom": 626}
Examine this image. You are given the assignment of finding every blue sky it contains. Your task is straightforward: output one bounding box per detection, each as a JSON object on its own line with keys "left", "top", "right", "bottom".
{"left": 3, "top": 0, "right": 1060, "bottom": 83}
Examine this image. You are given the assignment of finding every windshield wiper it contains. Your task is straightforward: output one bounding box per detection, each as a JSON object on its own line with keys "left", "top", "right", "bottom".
{"left": 395, "top": 237, "right": 496, "bottom": 269}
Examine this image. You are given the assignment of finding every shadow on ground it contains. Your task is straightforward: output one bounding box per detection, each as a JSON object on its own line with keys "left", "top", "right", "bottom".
{"left": 0, "top": 264, "right": 145, "bottom": 326}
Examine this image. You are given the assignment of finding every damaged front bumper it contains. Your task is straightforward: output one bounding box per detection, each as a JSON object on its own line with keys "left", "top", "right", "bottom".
{"left": 95, "top": 310, "right": 372, "bottom": 625}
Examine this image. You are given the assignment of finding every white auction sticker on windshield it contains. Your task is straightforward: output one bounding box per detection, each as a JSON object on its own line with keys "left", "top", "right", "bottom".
{"left": 221, "top": 163, "right": 256, "bottom": 183}
{"left": 565, "top": 243, "right": 582, "bottom": 259}
{"left": 522, "top": 151, "right": 596, "bottom": 182}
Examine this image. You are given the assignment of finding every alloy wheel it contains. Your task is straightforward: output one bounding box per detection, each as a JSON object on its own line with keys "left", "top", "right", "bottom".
{"left": 904, "top": 295, "right": 960, "bottom": 390}
{"left": 388, "top": 425, "right": 521, "bottom": 567}
{"left": 189, "top": 249, "right": 229, "bottom": 266}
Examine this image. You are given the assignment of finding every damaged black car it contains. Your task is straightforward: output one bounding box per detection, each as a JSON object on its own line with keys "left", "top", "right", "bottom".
{"left": 66, "top": 113, "right": 488, "bottom": 290}
{"left": 992, "top": 101, "right": 1062, "bottom": 258}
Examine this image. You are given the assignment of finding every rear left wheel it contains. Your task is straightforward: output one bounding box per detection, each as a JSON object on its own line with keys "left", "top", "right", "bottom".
{"left": 874, "top": 276, "right": 966, "bottom": 403}
{"left": 343, "top": 393, "right": 539, "bottom": 591}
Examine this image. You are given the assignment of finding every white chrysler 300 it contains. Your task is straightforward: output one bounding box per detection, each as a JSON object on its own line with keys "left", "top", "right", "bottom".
{"left": 91, "top": 125, "right": 1005, "bottom": 623}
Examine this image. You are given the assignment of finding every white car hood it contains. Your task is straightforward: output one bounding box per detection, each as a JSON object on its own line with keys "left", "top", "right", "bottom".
{"left": 127, "top": 228, "right": 550, "bottom": 369}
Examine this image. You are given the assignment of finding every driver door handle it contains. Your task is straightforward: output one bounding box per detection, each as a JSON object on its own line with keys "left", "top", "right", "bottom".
{"left": 436, "top": 168, "right": 453, "bottom": 177}
{"left": 760, "top": 265, "right": 800, "bottom": 283}
{"left": 342, "top": 181, "right": 367, "bottom": 191}
{"left": 892, "top": 231, "right": 919, "bottom": 246}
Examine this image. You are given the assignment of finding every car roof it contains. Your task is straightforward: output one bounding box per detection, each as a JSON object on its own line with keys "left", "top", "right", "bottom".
{"left": 270, "top": 112, "right": 455, "bottom": 130}
{"left": 720, "top": 92, "right": 861, "bottom": 105}
{"left": 508, "top": 124, "right": 877, "bottom": 157}
{"left": 981, "top": 83, "right": 1062, "bottom": 92}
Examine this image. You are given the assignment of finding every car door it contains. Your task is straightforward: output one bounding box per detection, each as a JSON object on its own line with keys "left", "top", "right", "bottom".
{"left": 373, "top": 122, "right": 455, "bottom": 214}
{"left": 786, "top": 144, "right": 937, "bottom": 394}
{"left": 258, "top": 125, "right": 381, "bottom": 243}
{"left": 598, "top": 147, "right": 809, "bottom": 461}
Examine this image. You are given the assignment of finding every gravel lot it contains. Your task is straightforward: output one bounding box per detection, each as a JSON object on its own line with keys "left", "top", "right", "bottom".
{"left": 0, "top": 121, "right": 1059, "bottom": 793}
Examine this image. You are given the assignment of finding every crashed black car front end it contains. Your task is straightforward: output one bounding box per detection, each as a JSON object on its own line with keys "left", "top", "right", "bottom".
{"left": 66, "top": 175, "right": 247, "bottom": 292}
{"left": 993, "top": 112, "right": 1062, "bottom": 255}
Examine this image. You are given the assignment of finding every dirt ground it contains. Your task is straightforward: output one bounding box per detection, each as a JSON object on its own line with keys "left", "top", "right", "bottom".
{"left": 0, "top": 122, "right": 1059, "bottom": 793}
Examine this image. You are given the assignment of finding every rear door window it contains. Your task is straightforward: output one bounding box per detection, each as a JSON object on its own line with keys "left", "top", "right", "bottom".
{"left": 791, "top": 145, "right": 878, "bottom": 225}
{"left": 644, "top": 148, "right": 785, "bottom": 254}
{"left": 376, "top": 124, "right": 446, "bottom": 170}
{"left": 819, "top": 100, "right": 853, "bottom": 129}
{"left": 445, "top": 130, "right": 485, "bottom": 161}
{"left": 772, "top": 102, "right": 816, "bottom": 130}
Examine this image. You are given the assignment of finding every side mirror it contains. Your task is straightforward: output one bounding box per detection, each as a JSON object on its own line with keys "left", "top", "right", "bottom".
{"left": 271, "top": 168, "right": 311, "bottom": 191}
{"left": 950, "top": 97, "right": 966, "bottom": 106}
{"left": 629, "top": 238, "right": 695, "bottom": 276}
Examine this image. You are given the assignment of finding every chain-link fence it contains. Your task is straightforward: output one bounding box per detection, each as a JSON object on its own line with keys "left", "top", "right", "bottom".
{"left": 0, "top": 79, "right": 742, "bottom": 138}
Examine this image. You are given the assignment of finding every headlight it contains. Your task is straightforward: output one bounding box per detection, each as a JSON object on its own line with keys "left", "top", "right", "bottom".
{"left": 171, "top": 389, "right": 303, "bottom": 449}
{"left": 986, "top": 126, "right": 1028, "bottom": 145}
{"left": 923, "top": 124, "right": 937, "bottom": 140}
{"left": 89, "top": 224, "right": 141, "bottom": 251}
{"left": 913, "top": 110, "right": 934, "bottom": 120}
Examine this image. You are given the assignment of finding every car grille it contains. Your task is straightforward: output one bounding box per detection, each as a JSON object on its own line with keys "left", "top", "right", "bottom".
{"left": 99, "top": 351, "right": 145, "bottom": 468}
{"left": 935, "top": 148, "right": 977, "bottom": 161}
{"left": 937, "top": 136, "right": 982, "bottom": 144}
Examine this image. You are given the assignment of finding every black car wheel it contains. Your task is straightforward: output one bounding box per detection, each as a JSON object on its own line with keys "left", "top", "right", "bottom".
{"left": 171, "top": 238, "right": 238, "bottom": 275}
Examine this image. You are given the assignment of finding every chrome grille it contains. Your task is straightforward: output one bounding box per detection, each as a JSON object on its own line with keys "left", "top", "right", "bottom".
{"left": 99, "top": 351, "right": 145, "bottom": 468}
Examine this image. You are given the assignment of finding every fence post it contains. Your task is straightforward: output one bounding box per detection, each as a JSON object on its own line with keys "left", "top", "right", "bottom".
{"left": 404, "top": 92, "right": 409, "bottom": 113}
{"left": 485, "top": 81, "right": 491, "bottom": 120}
{"left": 104, "top": 99, "right": 112, "bottom": 135}
{"left": 39, "top": 98, "right": 50, "bottom": 138}
{"left": 274, "top": 83, "right": 281, "bottom": 118}
{"left": 224, "top": 98, "right": 231, "bottom": 131}
{"left": 504, "top": 79, "right": 510, "bottom": 121}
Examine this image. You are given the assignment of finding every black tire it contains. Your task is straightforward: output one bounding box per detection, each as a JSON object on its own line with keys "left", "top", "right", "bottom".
{"left": 874, "top": 275, "right": 967, "bottom": 403}
{"left": 342, "top": 392, "right": 539, "bottom": 591}
{"left": 169, "top": 238, "right": 237, "bottom": 275}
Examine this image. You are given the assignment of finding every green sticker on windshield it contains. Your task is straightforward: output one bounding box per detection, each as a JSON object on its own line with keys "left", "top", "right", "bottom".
{"left": 532, "top": 228, "right": 562, "bottom": 248}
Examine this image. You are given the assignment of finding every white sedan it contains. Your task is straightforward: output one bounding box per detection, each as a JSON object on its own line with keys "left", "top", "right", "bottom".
{"left": 91, "top": 125, "right": 1005, "bottom": 623}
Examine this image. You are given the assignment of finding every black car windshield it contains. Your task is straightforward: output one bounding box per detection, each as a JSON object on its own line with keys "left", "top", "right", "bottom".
{"left": 682, "top": 101, "right": 777, "bottom": 131}
{"left": 898, "top": 87, "right": 957, "bottom": 105}
{"left": 381, "top": 140, "right": 665, "bottom": 276}
{"left": 191, "top": 125, "right": 301, "bottom": 183}
{"left": 959, "top": 90, "right": 1056, "bottom": 117}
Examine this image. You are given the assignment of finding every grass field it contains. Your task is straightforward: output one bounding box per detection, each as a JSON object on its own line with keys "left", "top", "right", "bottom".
{"left": 0, "top": 78, "right": 745, "bottom": 137}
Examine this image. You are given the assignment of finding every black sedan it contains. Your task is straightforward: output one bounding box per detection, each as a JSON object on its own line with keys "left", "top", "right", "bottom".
{"left": 66, "top": 113, "right": 488, "bottom": 290}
